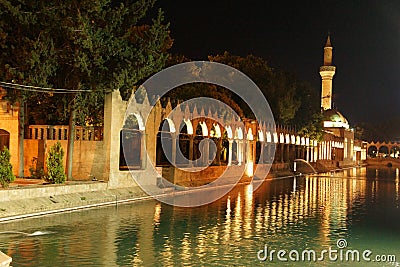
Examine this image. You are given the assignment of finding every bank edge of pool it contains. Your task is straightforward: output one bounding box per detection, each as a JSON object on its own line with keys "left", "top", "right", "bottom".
{"left": 0, "top": 165, "right": 362, "bottom": 223}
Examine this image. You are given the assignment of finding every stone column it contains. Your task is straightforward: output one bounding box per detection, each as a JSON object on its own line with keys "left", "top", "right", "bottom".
{"left": 171, "top": 133, "right": 177, "bottom": 165}
{"left": 140, "top": 131, "right": 146, "bottom": 169}
{"left": 188, "top": 135, "right": 194, "bottom": 167}
{"left": 237, "top": 140, "right": 242, "bottom": 166}
{"left": 228, "top": 139, "right": 233, "bottom": 166}
{"left": 285, "top": 144, "right": 290, "bottom": 163}
{"left": 259, "top": 141, "right": 265, "bottom": 163}
{"left": 216, "top": 138, "right": 222, "bottom": 165}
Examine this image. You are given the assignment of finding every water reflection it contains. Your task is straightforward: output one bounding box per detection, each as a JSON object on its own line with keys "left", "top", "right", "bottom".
{"left": 0, "top": 167, "right": 399, "bottom": 266}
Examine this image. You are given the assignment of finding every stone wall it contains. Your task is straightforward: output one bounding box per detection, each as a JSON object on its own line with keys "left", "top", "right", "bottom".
{"left": 0, "top": 182, "right": 107, "bottom": 202}
{"left": 24, "top": 139, "right": 106, "bottom": 180}
{"left": 0, "top": 99, "right": 19, "bottom": 176}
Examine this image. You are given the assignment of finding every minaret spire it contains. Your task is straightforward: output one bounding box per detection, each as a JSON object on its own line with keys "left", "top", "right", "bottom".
{"left": 320, "top": 33, "right": 336, "bottom": 110}
{"left": 325, "top": 32, "right": 332, "bottom": 47}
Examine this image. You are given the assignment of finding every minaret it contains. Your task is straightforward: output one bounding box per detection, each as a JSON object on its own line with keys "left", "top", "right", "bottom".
{"left": 320, "top": 34, "right": 336, "bottom": 110}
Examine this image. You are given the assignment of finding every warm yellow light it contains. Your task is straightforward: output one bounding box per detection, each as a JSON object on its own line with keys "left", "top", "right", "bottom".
{"left": 245, "top": 161, "right": 254, "bottom": 177}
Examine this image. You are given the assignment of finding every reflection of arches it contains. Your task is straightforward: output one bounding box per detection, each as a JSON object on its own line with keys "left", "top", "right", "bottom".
{"left": 0, "top": 129, "right": 10, "bottom": 151}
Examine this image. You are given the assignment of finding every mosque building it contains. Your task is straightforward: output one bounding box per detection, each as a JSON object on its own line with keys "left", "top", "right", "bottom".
{"left": 319, "top": 34, "right": 366, "bottom": 167}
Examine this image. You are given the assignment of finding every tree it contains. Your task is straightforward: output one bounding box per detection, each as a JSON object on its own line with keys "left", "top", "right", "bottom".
{"left": 45, "top": 142, "right": 66, "bottom": 184}
{"left": 209, "top": 52, "right": 275, "bottom": 119}
{"left": 298, "top": 113, "right": 324, "bottom": 141}
{"left": 0, "top": 0, "right": 58, "bottom": 177}
{"left": 0, "top": 147, "right": 15, "bottom": 188}
{"left": 0, "top": 0, "right": 172, "bottom": 179}
{"left": 209, "top": 52, "right": 320, "bottom": 125}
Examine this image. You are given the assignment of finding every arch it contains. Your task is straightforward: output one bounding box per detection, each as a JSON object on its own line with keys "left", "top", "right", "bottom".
{"left": 210, "top": 123, "right": 221, "bottom": 138}
{"left": 120, "top": 116, "right": 143, "bottom": 170}
{"left": 258, "top": 130, "right": 264, "bottom": 142}
{"left": 176, "top": 121, "right": 190, "bottom": 165}
{"left": 296, "top": 136, "right": 301, "bottom": 145}
{"left": 235, "top": 127, "right": 243, "bottom": 140}
{"left": 285, "top": 134, "right": 290, "bottom": 144}
{"left": 273, "top": 132, "right": 278, "bottom": 143}
{"left": 179, "top": 121, "right": 188, "bottom": 134}
{"left": 246, "top": 128, "right": 253, "bottom": 140}
{"left": 279, "top": 133, "right": 284, "bottom": 144}
{"left": 378, "top": 146, "right": 389, "bottom": 157}
{"left": 199, "top": 121, "right": 208, "bottom": 137}
{"left": 123, "top": 114, "right": 140, "bottom": 130}
{"left": 390, "top": 146, "right": 400, "bottom": 158}
{"left": 0, "top": 129, "right": 10, "bottom": 151}
{"left": 165, "top": 118, "right": 176, "bottom": 133}
{"left": 266, "top": 131, "right": 272, "bottom": 143}
{"left": 183, "top": 118, "right": 193, "bottom": 135}
{"left": 156, "top": 119, "right": 175, "bottom": 166}
{"left": 225, "top": 126, "right": 233, "bottom": 139}
{"left": 290, "top": 134, "right": 295, "bottom": 144}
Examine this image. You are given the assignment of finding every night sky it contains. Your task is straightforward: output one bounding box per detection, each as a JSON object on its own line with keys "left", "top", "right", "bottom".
{"left": 157, "top": 0, "right": 400, "bottom": 126}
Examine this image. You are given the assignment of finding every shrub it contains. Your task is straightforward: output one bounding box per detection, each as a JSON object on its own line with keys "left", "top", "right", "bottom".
{"left": 29, "top": 157, "right": 45, "bottom": 179}
{"left": 45, "top": 142, "right": 66, "bottom": 184}
{"left": 0, "top": 147, "right": 15, "bottom": 188}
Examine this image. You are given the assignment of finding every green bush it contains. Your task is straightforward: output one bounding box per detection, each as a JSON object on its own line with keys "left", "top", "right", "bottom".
{"left": 45, "top": 142, "right": 66, "bottom": 184}
{"left": 0, "top": 147, "right": 15, "bottom": 188}
{"left": 29, "top": 157, "right": 45, "bottom": 179}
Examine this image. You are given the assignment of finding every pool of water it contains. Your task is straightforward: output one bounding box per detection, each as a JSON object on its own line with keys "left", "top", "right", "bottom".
{"left": 0, "top": 167, "right": 399, "bottom": 266}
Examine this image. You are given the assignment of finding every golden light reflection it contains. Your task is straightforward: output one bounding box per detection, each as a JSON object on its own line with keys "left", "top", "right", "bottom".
{"left": 181, "top": 233, "right": 192, "bottom": 265}
{"left": 233, "top": 192, "right": 242, "bottom": 241}
{"left": 223, "top": 197, "right": 231, "bottom": 242}
{"left": 155, "top": 169, "right": 371, "bottom": 263}
{"left": 195, "top": 232, "right": 207, "bottom": 260}
{"left": 243, "top": 184, "right": 253, "bottom": 238}
{"left": 245, "top": 161, "right": 254, "bottom": 177}
{"left": 396, "top": 175, "right": 399, "bottom": 202}
{"left": 153, "top": 203, "right": 161, "bottom": 225}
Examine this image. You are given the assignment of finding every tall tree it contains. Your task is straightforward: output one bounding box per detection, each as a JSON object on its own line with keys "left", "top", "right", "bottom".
{"left": 0, "top": 1, "right": 58, "bottom": 176}
{"left": 209, "top": 52, "right": 322, "bottom": 138}
{"left": 0, "top": 0, "right": 171, "bottom": 178}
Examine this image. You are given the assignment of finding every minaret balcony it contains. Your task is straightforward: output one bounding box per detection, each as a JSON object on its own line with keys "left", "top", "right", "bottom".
{"left": 319, "top": 66, "right": 336, "bottom": 72}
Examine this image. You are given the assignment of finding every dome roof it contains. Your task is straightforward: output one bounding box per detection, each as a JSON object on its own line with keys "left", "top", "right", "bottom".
{"left": 323, "top": 109, "right": 349, "bottom": 129}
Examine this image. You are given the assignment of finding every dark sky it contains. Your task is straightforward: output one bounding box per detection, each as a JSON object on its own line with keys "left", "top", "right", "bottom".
{"left": 156, "top": 0, "right": 400, "bottom": 126}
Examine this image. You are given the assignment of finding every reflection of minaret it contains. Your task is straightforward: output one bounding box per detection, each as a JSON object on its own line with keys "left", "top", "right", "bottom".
{"left": 320, "top": 34, "right": 336, "bottom": 110}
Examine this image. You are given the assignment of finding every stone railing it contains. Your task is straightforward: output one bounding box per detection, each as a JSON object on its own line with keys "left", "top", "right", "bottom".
{"left": 319, "top": 65, "right": 336, "bottom": 72}
{"left": 26, "top": 125, "right": 103, "bottom": 141}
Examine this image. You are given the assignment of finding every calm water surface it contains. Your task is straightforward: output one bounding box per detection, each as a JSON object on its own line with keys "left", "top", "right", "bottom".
{"left": 0, "top": 167, "right": 399, "bottom": 266}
